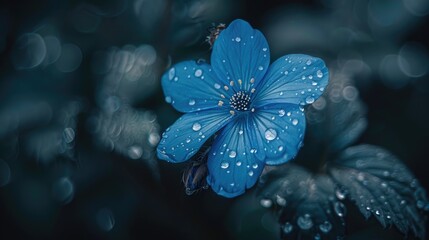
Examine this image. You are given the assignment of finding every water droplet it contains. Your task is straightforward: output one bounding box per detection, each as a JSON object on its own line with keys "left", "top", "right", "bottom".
{"left": 192, "top": 123, "right": 201, "bottom": 131}
{"left": 238, "top": 129, "right": 244, "bottom": 135}
{"left": 305, "top": 96, "right": 315, "bottom": 104}
{"left": 52, "top": 177, "right": 74, "bottom": 204}
{"left": 297, "top": 214, "right": 313, "bottom": 230}
{"left": 248, "top": 170, "right": 254, "bottom": 176}
{"left": 229, "top": 151, "right": 237, "bottom": 158}
{"left": 258, "top": 66, "right": 264, "bottom": 71}
{"left": 235, "top": 37, "right": 241, "bottom": 42}
{"left": 276, "top": 195, "right": 287, "bottom": 206}
{"left": 185, "top": 138, "right": 191, "bottom": 143}
{"left": 319, "top": 221, "right": 332, "bottom": 233}
{"left": 375, "top": 210, "right": 381, "bottom": 216}
{"left": 262, "top": 47, "right": 267, "bottom": 52}
{"left": 189, "top": 99, "right": 196, "bottom": 106}
{"left": 260, "top": 198, "right": 272, "bottom": 208}
{"left": 168, "top": 68, "right": 175, "bottom": 80}
{"left": 221, "top": 162, "right": 229, "bottom": 169}
{"left": 317, "top": 70, "right": 323, "bottom": 78}
{"left": 283, "top": 222, "right": 293, "bottom": 234}
{"left": 314, "top": 234, "right": 321, "bottom": 240}
{"left": 214, "top": 83, "right": 221, "bottom": 89}
{"left": 278, "top": 146, "right": 284, "bottom": 151}
{"left": 306, "top": 60, "right": 312, "bottom": 65}
{"left": 252, "top": 163, "right": 258, "bottom": 169}
{"left": 334, "top": 202, "right": 347, "bottom": 217}
{"left": 96, "top": 209, "right": 115, "bottom": 232}
{"left": 284, "top": 71, "right": 289, "bottom": 75}
{"left": 335, "top": 188, "right": 347, "bottom": 200}
{"left": 194, "top": 69, "right": 203, "bottom": 77}
{"left": 264, "top": 128, "right": 277, "bottom": 141}
{"left": 250, "top": 148, "right": 257, "bottom": 154}
{"left": 63, "top": 127, "right": 75, "bottom": 143}
{"left": 236, "top": 161, "right": 242, "bottom": 166}
{"left": 128, "top": 145, "right": 143, "bottom": 159}
{"left": 278, "top": 109, "right": 285, "bottom": 117}
{"left": 165, "top": 96, "right": 172, "bottom": 103}
{"left": 292, "top": 119, "right": 299, "bottom": 126}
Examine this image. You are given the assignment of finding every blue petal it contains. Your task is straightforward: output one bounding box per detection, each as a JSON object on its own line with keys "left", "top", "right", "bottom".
{"left": 253, "top": 54, "right": 329, "bottom": 107}
{"left": 157, "top": 109, "right": 233, "bottom": 163}
{"left": 207, "top": 117, "right": 265, "bottom": 198}
{"left": 211, "top": 19, "right": 270, "bottom": 93}
{"left": 253, "top": 104, "right": 306, "bottom": 165}
{"left": 162, "top": 60, "right": 229, "bottom": 113}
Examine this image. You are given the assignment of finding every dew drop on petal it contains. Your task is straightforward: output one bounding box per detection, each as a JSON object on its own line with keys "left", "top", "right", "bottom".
{"left": 229, "top": 151, "right": 237, "bottom": 158}
{"left": 192, "top": 123, "right": 201, "bottom": 131}
{"left": 306, "top": 59, "right": 312, "bottom": 65}
{"left": 319, "top": 221, "right": 332, "bottom": 233}
{"left": 235, "top": 37, "right": 241, "bottom": 42}
{"left": 165, "top": 96, "right": 172, "bottom": 103}
{"left": 252, "top": 163, "right": 258, "bottom": 169}
{"left": 317, "top": 70, "right": 323, "bottom": 78}
{"left": 258, "top": 66, "right": 264, "bottom": 71}
{"left": 297, "top": 214, "right": 313, "bottom": 230}
{"left": 278, "top": 109, "right": 285, "bottom": 117}
{"left": 283, "top": 222, "right": 293, "bottom": 234}
{"left": 264, "top": 128, "right": 277, "bottom": 140}
{"left": 278, "top": 146, "right": 284, "bottom": 151}
{"left": 260, "top": 198, "right": 272, "bottom": 208}
{"left": 292, "top": 119, "right": 299, "bottom": 126}
{"left": 221, "top": 162, "right": 229, "bottom": 169}
{"left": 276, "top": 195, "right": 287, "bottom": 206}
{"left": 248, "top": 170, "right": 254, "bottom": 176}
{"left": 194, "top": 69, "right": 203, "bottom": 77}
{"left": 214, "top": 83, "right": 221, "bottom": 89}
{"left": 189, "top": 99, "right": 196, "bottom": 106}
{"left": 334, "top": 202, "right": 347, "bottom": 217}
{"left": 335, "top": 188, "right": 347, "bottom": 200}
{"left": 168, "top": 68, "right": 175, "bottom": 80}
{"left": 305, "top": 96, "right": 315, "bottom": 104}
{"left": 236, "top": 161, "right": 242, "bottom": 166}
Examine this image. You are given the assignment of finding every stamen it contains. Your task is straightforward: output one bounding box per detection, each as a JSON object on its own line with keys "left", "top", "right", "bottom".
{"left": 229, "top": 91, "right": 251, "bottom": 111}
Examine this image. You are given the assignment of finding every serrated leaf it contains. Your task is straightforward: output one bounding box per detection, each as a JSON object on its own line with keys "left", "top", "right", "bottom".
{"left": 328, "top": 144, "right": 428, "bottom": 239}
{"left": 257, "top": 164, "right": 346, "bottom": 240}
{"left": 306, "top": 72, "right": 367, "bottom": 152}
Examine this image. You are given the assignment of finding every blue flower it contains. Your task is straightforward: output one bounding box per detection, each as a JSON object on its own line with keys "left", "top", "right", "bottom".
{"left": 157, "top": 19, "right": 329, "bottom": 198}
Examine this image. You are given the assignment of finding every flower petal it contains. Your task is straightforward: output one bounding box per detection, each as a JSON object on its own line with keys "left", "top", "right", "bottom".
{"left": 253, "top": 104, "right": 306, "bottom": 165}
{"left": 253, "top": 54, "right": 329, "bottom": 107}
{"left": 207, "top": 117, "right": 265, "bottom": 198}
{"left": 211, "top": 19, "right": 270, "bottom": 93}
{"left": 162, "top": 60, "right": 229, "bottom": 113}
{"left": 157, "top": 109, "right": 233, "bottom": 163}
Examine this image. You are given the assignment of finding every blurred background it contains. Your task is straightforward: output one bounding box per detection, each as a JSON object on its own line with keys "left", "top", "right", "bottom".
{"left": 0, "top": 0, "right": 429, "bottom": 239}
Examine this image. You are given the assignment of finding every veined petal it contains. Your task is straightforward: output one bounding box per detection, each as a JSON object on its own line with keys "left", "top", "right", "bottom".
{"left": 253, "top": 54, "right": 329, "bottom": 107}
{"left": 162, "top": 60, "right": 229, "bottom": 113}
{"left": 207, "top": 117, "right": 265, "bottom": 198}
{"left": 253, "top": 104, "right": 306, "bottom": 164}
{"left": 157, "top": 109, "right": 233, "bottom": 163}
{"left": 211, "top": 19, "right": 270, "bottom": 93}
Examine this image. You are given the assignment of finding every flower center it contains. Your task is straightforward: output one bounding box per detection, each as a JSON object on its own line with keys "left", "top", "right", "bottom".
{"left": 229, "top": 91, "right": 251, "bottom": 111}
